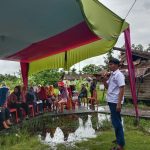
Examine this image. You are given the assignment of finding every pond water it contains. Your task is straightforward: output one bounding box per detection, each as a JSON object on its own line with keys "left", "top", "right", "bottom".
{"left": 38, "top": 113, "right": 111, "bottom": 149}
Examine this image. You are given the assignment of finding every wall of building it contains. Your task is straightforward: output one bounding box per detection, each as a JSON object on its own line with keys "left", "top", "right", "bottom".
{"left": 125, "top": 75, "right": 150, "bottom": 100}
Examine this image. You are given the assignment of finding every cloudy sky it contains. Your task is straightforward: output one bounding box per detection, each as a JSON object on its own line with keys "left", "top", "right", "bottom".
{"left": 0, "top": 0, "right": 149, "bottom": 74}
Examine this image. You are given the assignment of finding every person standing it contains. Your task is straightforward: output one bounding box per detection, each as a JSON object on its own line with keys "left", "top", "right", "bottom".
{"left": 90, "top": 79, "right": 97, "bottom": 97}
{"left": 78, "top": 84, "right": 88, "bottom": 106}
{"left": 103, "top": 58, "right": 125, "bottom": 150}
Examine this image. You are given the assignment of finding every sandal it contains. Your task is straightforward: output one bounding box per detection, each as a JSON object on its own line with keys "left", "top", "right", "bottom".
{"left": 111, "top": 147, "right": 123, "bottom": 150}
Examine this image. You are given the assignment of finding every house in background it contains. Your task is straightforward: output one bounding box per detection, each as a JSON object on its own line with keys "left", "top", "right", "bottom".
{"left": 93, "top": 48, "right": 150, "bottom": 102}
{"left": 118, "top": 48, "right": 150, "bottom": 101}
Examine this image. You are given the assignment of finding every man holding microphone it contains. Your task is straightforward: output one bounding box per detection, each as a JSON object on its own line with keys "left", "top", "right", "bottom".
{"left": 103, "top": 58, "right": 125, "bottom": 150}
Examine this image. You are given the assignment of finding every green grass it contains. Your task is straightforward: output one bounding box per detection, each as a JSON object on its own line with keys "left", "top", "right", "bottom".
{"left": 57, "top": 130, "right": 150, "bottom": 150}
{"left": 0, "top": 111, "right": 150, "bottom": 150}
{"left": 1, "top": 128, "right": 150, "bottom": 150}
{"left": 56, "top": 116, "right": 150, "bottom": 150}
{"left": 123, "top": 101, "right": 150, "bottom": 110}
{"left": 0, "top": 132, "right": 49, "bottom": 150}
{"left": 97, "top": 89, "right": 106, "bottom": 105}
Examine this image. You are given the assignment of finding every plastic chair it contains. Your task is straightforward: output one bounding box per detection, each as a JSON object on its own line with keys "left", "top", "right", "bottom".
{"left": 9, "top": 108, "right": 19, "bottom": 123}
{"left": 36, "top": 100, "right": 43, "bottom": 114}
{"left": 5, "top": 102, "right": 18, "bottom": 123}
{"left": 29, "top": 104, "right": 35, "bottom": 117}
{"left": 60, "top": 102, "right": 67, "bottom": 112}
{"left": 72, "top": 95, "right": 79, "bottom": 110}
{"left": 58, "top": 98, "right": 72, "bottom": 113}
{"left": 87, "top": 90, "right": 98, "bottom": 110}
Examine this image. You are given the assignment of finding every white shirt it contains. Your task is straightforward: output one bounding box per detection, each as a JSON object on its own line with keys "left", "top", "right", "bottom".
{"left": 106, "top": 69, "right": 125, "bottom": 104}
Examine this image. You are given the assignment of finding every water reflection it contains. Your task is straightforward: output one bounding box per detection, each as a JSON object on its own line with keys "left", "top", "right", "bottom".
{"left": 97, "top": 113, "right": 110, "bottom": 129}
{"left": 40, "top": 113, "right": 111, "bottom": 147}
{"left": 45, "top": 127, "right": 65, "bottom": 144}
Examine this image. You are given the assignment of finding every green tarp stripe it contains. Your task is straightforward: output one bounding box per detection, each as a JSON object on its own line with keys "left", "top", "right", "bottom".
{"left": 78, "top": 0, "right": 129, "bottom": 40}
{"left": 29, "top": 38, "right": 116, "bottom": 75}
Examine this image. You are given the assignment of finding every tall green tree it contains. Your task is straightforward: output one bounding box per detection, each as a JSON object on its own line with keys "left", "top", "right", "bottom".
{"left": 131, "top": 44, "right": 135, "bottom": 49}
{"left": 28, "top": 69, "right": 63, "bottom": 87}
{"left": 146, "top": 44, "right": 150, "bottom": 52}
{"left": 131, "top": 43, "right": 150, "bottom": 52}
{"left": 82, "top": 64, "right": 102, "bottom": 74}
{"left": 135, "top": 44, "right": 144, "bottom": 51}
{"left": 0, "top": 74, "right": 21, "bottom": 90}
{"left": 103, "top": 49, "right": 114, "bottom": 69}
{"left": 71, "top": 68, "right": 77, "bottom": 74}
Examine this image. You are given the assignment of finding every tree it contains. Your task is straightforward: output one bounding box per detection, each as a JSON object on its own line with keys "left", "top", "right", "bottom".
{"left": 131, "top": 43, "right": 150, "bottom": 52}
{"left": 103, "top": 49, "right": 114, "bottom": 69}
{"left": 0, "top": 74, "right": 21, "bottom": 90}
{"left": 146, "top": 44, "right": 150, "bottom": 52}
{"left": 135, "top": 44, "right": 144, "bottom": 51}
{"left": 71, "top": 68, "right": 77, "bottom": 74}
{"left": 82, "top": 64, "right": 102, "bottom": 74}
{"left": 131, "top": 44, "right": 135, "bottom": 49}
{"left": 28, "top": 69, "right": 63, "bottom": 87}
{"left": 68, "top": 67, "right": 77, "bottom": 75}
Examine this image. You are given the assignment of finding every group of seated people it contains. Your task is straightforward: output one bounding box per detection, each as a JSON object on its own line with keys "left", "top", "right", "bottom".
{"left": 0, "top": 81, "right": 93, "bottom": 129}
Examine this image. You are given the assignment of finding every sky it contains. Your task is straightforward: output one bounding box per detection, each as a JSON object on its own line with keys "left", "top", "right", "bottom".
{"left": 0, "top": 0, "right": 149, "bottom": 74}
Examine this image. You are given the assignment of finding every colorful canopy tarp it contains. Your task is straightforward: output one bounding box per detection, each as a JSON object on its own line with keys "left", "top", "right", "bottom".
{"left": 0, "top": 0, "right": 139, "bottom": 118}
{"left": 0, "top": 0, "right": 128, "bottom": 75}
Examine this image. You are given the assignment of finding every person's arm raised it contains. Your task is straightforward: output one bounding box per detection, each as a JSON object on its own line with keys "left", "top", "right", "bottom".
{"left": 102, "top": 72, "right": 110, "bottom": 89}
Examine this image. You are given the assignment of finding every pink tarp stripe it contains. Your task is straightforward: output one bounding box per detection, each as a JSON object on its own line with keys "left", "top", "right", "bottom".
{"left": 6, "top": 21, "right": 101, "bottom": 62}
{"left": 20, "top": 62, "right": 29, "bottom": 87}
{"left": 124, "top": 27, "right": 139, "bottom": 118}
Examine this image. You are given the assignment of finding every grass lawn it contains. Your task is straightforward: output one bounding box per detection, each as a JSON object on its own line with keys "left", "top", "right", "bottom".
{"left": 72, "top": 130, "right": 150, "bottom": 150}
{"left": 1, "top": 128, "right": 149, "bottom": 150}
{"left": 0, "top": 134, "right": 49, "bottom": 150}
{"left": 0, "top": 115, "right": 150, "bottom": 150}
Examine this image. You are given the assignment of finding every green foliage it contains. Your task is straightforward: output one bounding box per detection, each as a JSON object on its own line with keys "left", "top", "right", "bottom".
{"left": 146, "top": 44, "right": 150, "bottom": 52}
{"left": 1, "top": 114, "right": 150, "bottom": 150}
{"left": 131, "top": 43, "right": 150, "bottom": 52}
{"left": 82, "top": 64, "right": 102, "bottom": 74}
{"left": 73, "top": 130, "right": 150, "bottom": 150}
{"left": 28, "top": 69, "right": 63, "bottom": 86}
{"left": 0, "top": 132, "right": 48, "bottom": 150}
{"left": 135, "top": 44, "right": 144, "bottom": 51}
{"left": 103, "top": 49, "right": 114, "bottom": 69}
{"left": 0, "top": 74, "right": 22, "bottom": 91}
{"left": 70, "top": 68, "right": 77, "bottom": 75}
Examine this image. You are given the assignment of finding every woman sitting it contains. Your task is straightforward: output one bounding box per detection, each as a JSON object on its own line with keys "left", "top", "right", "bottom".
{"left": 55, "top": 82, "right": 69, "bottom": 112}
{"left": 7, "top": 86, "right": 29, "bottom": 120}
{"left": 26, "top": 87, "right": 43, "bottom": 114}
{"left": 37, "top": 86, "right": 51, "bottom": 111}
{"left": 48, "top": 85, "right": 56, "bottom": 110}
